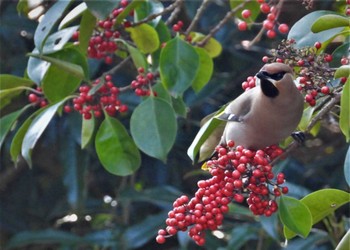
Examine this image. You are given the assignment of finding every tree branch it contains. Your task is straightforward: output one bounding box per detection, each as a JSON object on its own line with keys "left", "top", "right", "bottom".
{"left": 185, "top": 0, "right": 211, "bottom": 36}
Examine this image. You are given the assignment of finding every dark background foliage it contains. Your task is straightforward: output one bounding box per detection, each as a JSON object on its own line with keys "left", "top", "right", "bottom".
{"left": 0, "top": 0, "right": 348, "bottom": 249}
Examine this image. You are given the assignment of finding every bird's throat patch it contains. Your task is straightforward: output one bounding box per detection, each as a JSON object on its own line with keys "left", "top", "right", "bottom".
{"left": 260, "top": 79, "right": 279, "bottom": 98}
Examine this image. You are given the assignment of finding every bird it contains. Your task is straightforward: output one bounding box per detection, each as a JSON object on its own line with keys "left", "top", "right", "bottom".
{"left": 196, "top": 62, "right": 304, "bottom": 162}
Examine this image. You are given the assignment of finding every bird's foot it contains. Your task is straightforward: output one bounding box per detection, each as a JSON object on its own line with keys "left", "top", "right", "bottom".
{"left": 291, "top": 131, "right": 305, "bottom": 144}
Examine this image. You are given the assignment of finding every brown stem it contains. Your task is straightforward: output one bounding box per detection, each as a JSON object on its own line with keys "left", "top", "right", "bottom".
{"left": 184, "top": 0, "right": 211, "bottom": 36}
{"left": 165, "top": 0, "right": 184, "bottom": 26}
{"left": 133, "top": 0, "right": 182, "bottom": 26}
{"left": 197, "top": 1, "right": 248, "bottom": 47}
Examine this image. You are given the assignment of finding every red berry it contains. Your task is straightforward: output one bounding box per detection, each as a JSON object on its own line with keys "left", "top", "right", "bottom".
{"left": 278, "top": 23, "right": 289, "bottom": 34}
{"left": 314, "top": 41, "right": 322, "bottom": 50}
{"left": 63, "top": 105, "right": 72, "bottom": 113}
{"left": 321, "top": 86, "right": 330, "bottom": 95}
{"left": 340, "top": 77, "right": 347, "bottom": 84}
{"left": 156, "top": 235, "right": 166, "bottom": 244}
{"left": 104, "top": 56, "right": 113, "bottom": 64}
{"left": 341, "top": 57, "right": 349, "bottom": 65}
{"left": 241, "top": 9, "right": 252, "bottom": 19}
{"left": 263, "top": 20, "right": 274, "bottom": 30}
{"left": 260, "top": 3, "right": 270, "bottom": 14}
{"left": 173, "top": 24, "right": 180, "bottom": 32}
{"left": 266, "top": 30, "right": 276, "bottom": 39}
{"left": 238, "top": 21, "right": 248, "bottom": 31}
{"left": 297, "top": 59, "right": 305, "bottom": 66}
{"left": 28, "top": 93, "right": 38, "bottom": 103}
{"left": 262, "top": 56, "right": 269, "bottom": 63}
{"left": 267, "top": 13, "right": 275, "bottom": 21}
{"left": 324, "top": 54, "right": 333, "bottom": 62}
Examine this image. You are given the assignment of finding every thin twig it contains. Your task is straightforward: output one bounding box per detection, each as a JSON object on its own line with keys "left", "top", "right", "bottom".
{"left": 185, "top": 0, "right": 211, "bottom": 36}
{"left": 133, "top": 0, "right": 182, "bottom": 26}
{"left": 165, "top": 0, "right": 184, "bottom": 26}
{"left": 104, "top": 56, "right": 131, "bottom": 77}
{"left": 197, "top": 1, "right": 248, "bottom": 47}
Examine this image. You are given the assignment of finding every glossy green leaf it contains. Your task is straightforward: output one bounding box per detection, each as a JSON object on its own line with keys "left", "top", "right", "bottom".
{"left": 152, "top": 82, "right": 171, "bottom": 103}
{"left": 126, "top": 23, "right": 159, "bottom": 54}
{"left": 115, "top": 0, "right": 142, "bottom": 25}
{"left": 27, "top": 56, "right": 50, "bottom": 84}
{"left": 0, "top": 87, "right": 29, "bottom": 109}
{"left": 190, "top": 32, "right": 222, "bottom": 58}
{"left": 298, "top": 105, "right": 315, "bottom": 131}
{"left": 335, "top": 65, "right": 350, "bottom": 79}
{"left": 34, "top": 0, "right": 72, "bottom": 51}
{"left": 84, "top": 0, "right": 120, "bottom": 19}
{"left": 130, "top": 97, "right": 177, "bottom": 162}
{"left": 279, "top": 195, "right": 312, "bottom": 238}
{"left": 22, "top": 100, "right": 66, "bottom": 167}
{"left": 95, "top": 116, "right": 141, "bottom": 176}
{"left": 79, "top": 9, "right": 97, "bottom": 53}
{"left": 28, "top": 53, "right": 85, "bottom": 81}
{"left": 187, "top": 106, "right": 226, "bottom": 162}
{"left": 134, "top": 0, "right": 163, "bottom": 27}
{"left": 124, "top": 212, "right": 168, "bottom": 248}
{"left": 311, "top": 14, "right": 349, "bottom": 33}
{"left": 335, "top": 230, "right": 350, "bottom": 250}
{"left": 288, "top": 11, "right": 346, "bottom": 48}
{"left": 151, "top": 20, "right": 171, "bottom": 69}
{"left": 41, "top": 48, "right": 86, "bottom": 103}
{"left": 345, "top": 146, "right": 350, "bottom": 187}
{"left": 0, "top": 106, "right": 30, "bottom": 150}
{"left": 16, "top": 0, "right": 29, "bottom": 15}
{"left": 284, "top": 189, "right": 350, "bottom": 239}
{"left": 340, "top": 77, "right": 350, "bottom": 141}
{"left": 0, "top": 74, "right": 34, "bottom": 90}
{"left": 171, "top": 96, "right": 187, "bottom": 117}
{"left": 192, "top": 47, "right": 213, "bottom": 92}
{"left": 10, "top": 109, "right": 44, "bottom": 164}
{"left": 331, "top": 42, "right": 350, "bottom": 68}
{"left": 81, "top": 116, "right": 95, "bottom": 149}
{"left": 117, "top": 40, "right": 148, "bottom": 70}
{"left": 159, "top": 36, "right": 199, "bottom": 96}
{"left": 5, "top": 229, "right": 83, "bottom": 249}
{"left": 59, "top": 2, "right": 87, "bottom": 29}
{"left": 229, "top": 0, "right": 260, "bottom": 22}
{"left": 41, "top": 26, "right": 79, "bottom": 54}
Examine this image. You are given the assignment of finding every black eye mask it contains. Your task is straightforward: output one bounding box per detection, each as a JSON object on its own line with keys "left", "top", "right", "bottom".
{"left": 258, "top": 71, "right": 286, "bottom": 81}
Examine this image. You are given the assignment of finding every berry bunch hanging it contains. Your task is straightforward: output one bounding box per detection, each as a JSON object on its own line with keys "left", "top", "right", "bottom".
{"left": 156, "top": 141, "right": 286, "bottom": 246}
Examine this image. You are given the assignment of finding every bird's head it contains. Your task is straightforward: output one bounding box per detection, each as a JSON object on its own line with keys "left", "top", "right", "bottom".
{"left": 256, "top": 63, "right": 295, "bottom": 98}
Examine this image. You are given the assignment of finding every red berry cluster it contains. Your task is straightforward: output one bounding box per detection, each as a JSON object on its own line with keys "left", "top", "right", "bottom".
{"left": 28, "top": 87, "right": 48, "bottom": 108}
{"left": 346, "top": 0, "right": 350, "bottom": 16}
{"left": 263, "top": 39, "right": 348, "bottom": 107}
{"left": 241, "top": 75, "right": 257, "bottom": 91}
{"left": 131, "top": 67, "right": 157, "bottom": 96}
{"left": 72, "top": 74, "right": 127, "bottom": 119}
{"left": 156, "top": 141, "right": 286, "bottom": 246}
{"left": 76, "top": 0, "right": 131, "bottom": 64}
{"left": 172, "top": 20, "right": 184, "bottom": 32}
{"left": 238, "top": 0, "right": 289, "bottom": 39}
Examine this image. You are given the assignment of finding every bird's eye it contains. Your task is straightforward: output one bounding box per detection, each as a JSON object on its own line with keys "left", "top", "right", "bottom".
{"left": 270, "top": 72, "right": 286, "bottom": 80}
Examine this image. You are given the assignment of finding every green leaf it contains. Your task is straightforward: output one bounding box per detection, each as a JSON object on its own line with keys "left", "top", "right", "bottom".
{"left": 152, "top": 82, "right": 171, "bottom": 103}
{"left": 95, "top": 116, "right": 141, "bottom": 176}
{"left": 284, "top": 189, "right": 350, "bottom": 239}
{"left": 115, "top": 1, "right": 143, "bottom": 26}
{"left": 298, "top": 105, "right": 316, "bottom": 131}
{"left": 59, "top": 2, "right": 87, "bottom": 29}
{"left": 0, "top": 106, "right": 30, "bottom": 150}
{"left": 345, "top": 146, "right": 350, "bottom": 187}
{"left": 190, "top": 32, "right": 222, "bottom": 58}
{"left": 126, "top": 23, "right": 160, "bottom": 54}
{"left": 171, "top": 96, "right": 187, "bottom": 117}
{"left": 81, "top": 116, "right": 95, "bottom": 149}
{"left": 10, "top": 109, "right": 44, "bottom": 164}
{"left": 79, "top": 9, "right": 97, "bottom": 53}
{"left": 187, "top": 106, "right": 227, "bottom": 162}
{"left": 21, "top": 100, "right": 66, "bottom": 167}
{"left": 192, "top": 47, "right": 213, "bottom": 92}
{"left": 226, "top": 224, "right": 258, "bottom": 249}
{"left": 340, "top": 77, "right": 350, "bottom": 141}
{"left": 0, "top": 74, "right": 34, "bottom": 90}
{"left": 41, "top": 26, "right": 79, "bottom": 54}
{"left": 5, "top": 229, "right": 82, "bottom": 249}
{"left": 279, "top": 195, "right": 312, "bottom": 238}
{"left": 311, "top": 14, "right": 350, "bottom": 33}
{"left": 330, "top": 42, "right": 350, "bottom": 68}
{"left": 134, "top": 0, "right": 164, "bottom": 27}
{"left": 130, "top": 97, "right": 177, "bottom": 162}
{"left": 117, "top": 39, "right": 147, "bottom": 70}
{"left": 335, "top": 65, "right": 350, "bottom": 79}
{"left": 27, "top": 56, "right": 50, "bottom": 84}
{"left": 17, "top": 0, "right": 29, "bottom": 15}
{"left": 124, "top": 212, "right": 168, "bottom": 248}
{"left": 84, "top": 0, "right": 120, "bottom": 19}
{"left": 28, "top": 52, "right": 86, "bottom": 81}
{"left": 159, "top": 36, "right": 199, "bottom": 96}
{"left": 40, "top": 48, "right": 87, "bottom": 103}
{"left": 229, "top": 0, "right": 260, "bottom": 22}
{"left": 288, "top": 11, "right": 346, "bottom": 48}
{"left": 34, "top": 0, "right": 72, "bottom": 51}
{"left": 335, "top": 230, "right": 350, "bottom": 250}
{"left": 0, "top": 87, "right": 29, "bottom": 109}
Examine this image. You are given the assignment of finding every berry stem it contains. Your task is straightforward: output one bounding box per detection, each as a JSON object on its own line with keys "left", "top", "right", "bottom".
{"left": 184, "top": 0, "right": 211, "bottom": 36}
